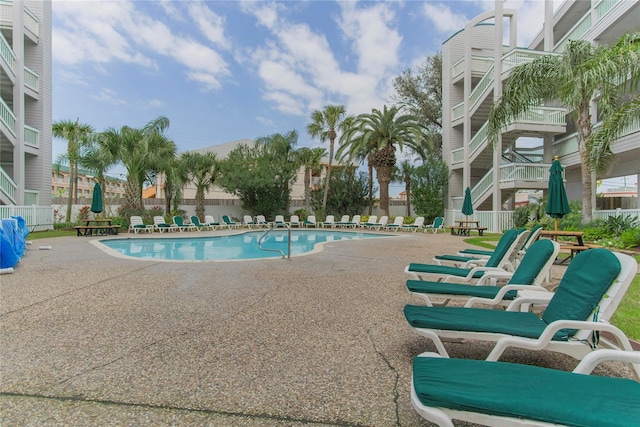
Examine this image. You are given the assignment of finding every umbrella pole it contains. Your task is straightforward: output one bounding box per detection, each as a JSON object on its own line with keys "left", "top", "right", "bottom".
{"left": 555, "top": 219, "right": 558, "bottom": 233}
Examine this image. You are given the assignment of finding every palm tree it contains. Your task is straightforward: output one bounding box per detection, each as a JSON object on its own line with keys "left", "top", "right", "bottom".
{"left": 296, "top": 147, "right": 326, "bottom": 215}
{"left": 306, "top": 105, "right": 353, "bottom": 216}
{"left": 338, "top": 105, "right": 427, "bottom": 216}
{"left": 179, "top": 152, "right": 220, "bottom": 220}
{"left": 52, "top": 119, "right": 94, "bottom": 221}
{"left": 79, "top": 134, "right": 118, "bottom": 216}
{"left": 488, "top": 33, "right": 640, "bottom": 223}
{"left": 99, "top": 116, "right": 176, "bottom": 211}
{"left": 255, "top": 130, "right": 300, "bottom": 213}
{"left": 394, "top": 160, "right": 416, "bottom": 216}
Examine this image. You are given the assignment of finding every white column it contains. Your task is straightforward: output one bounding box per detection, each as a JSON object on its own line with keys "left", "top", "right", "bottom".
{"left": 492, "top": 0, "right": 504, "bottom": 232}
{"left": 544, "top": 0, "right": 554, "bottom": 51}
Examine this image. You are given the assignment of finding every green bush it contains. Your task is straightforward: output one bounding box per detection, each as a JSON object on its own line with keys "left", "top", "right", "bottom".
{"left": 620, "top": 228, "right": 640, "bottom": 249}
{"left": 602, "top": 214, "right": 638, "bottom": 237}
{"left": 513, "top": 206, "right": 531, "bottom": 228}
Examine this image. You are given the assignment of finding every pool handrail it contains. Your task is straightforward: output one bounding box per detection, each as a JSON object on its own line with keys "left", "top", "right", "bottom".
{"left": 257, "top": 223, "right": 291, "bottom": 260}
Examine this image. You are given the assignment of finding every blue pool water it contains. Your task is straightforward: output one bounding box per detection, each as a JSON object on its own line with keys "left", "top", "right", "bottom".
{"left": 97, "top": 230, "right": 389, "bottom": 261}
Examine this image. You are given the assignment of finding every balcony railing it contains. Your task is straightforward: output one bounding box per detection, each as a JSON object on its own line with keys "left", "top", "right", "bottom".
{"left": 469, "top": 64, "right": 494, "bottom": 111}
{"left": 23, "top": 4, "right": 39, "bottom": 38}
{"left": 451, "top": 54, "right": 493, "bottom": 79}
{"left": 0, "top": 31, "right": 15, "bottom": 78}
{"left": 451, "top": 102, "right": 464, "bottom": 122}
{"left": 471, "top": 168, "right": 494, "bottom": 204}
{"left": 554, "top": 13, "right": 591, "bottom": 53}
{"left": 500, "top": 163, "right": 553, "bottom": 183}
{"left": 0, "top": 96, "right": 16, "bottom": 138}
{"left": 553, "top": 116, "right": 639, "bottom": 157}
{"left": 501, "top": 48, "right": 553, "bottom": 74}
{"left": 0, "top": 165, "right": 16, "bottom": 204}
{"left": 514, "top": 107, "right": 566, "bottom": 126}
{"left": 24, "top": 124, "right": 39, "bottom": 147}
{"left": 23, "top": 66, "right": 39, "bottom": 92}
{"left": 596, "top": 0, "right": 621, "bottom": 20}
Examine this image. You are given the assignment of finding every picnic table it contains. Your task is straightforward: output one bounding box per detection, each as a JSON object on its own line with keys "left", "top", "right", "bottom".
{"left": 74, "top": 219, "right": 120, "bottom": 236}
{"left": 539, "top": 230, "right": 590, "bottom": 263}
{"left": 449, "top": 220, "right": 487, "bottom": 236}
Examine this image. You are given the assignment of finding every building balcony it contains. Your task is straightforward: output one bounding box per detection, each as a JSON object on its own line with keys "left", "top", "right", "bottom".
{"left": 0, "top": 1, "right": 40, "bottom": 41}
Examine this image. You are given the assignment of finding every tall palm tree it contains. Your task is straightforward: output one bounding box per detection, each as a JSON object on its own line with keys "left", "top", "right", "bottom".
{"left": 100, "top": 116, "right": 176, "bottom": 211}
{"left": 179, "top": 152, "right": 220, "bottom": 220}
{"left": 338, "top": 105, "right": 427, "bottom": 216}
{"left": 306, "top": 105, "right": 353, "bottom": 216}
{"left": 394, "top": 160, "right": 416, "bottom": 216}
{"left": 52, "top": 119, "right": 94, "bottom": 222}
{"left": 488, "top": 33, "right": 640, "bottom": 223}
{"left": 296, "top": 147, "right": 326, "bottom": 214}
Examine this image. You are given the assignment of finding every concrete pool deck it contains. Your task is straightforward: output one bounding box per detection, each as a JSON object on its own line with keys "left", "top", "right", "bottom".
{"left": 1, "top": 230, "right": 636, "bottom": 426}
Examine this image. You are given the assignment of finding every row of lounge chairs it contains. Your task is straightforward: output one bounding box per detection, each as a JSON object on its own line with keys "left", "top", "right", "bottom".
{"left": 128, "top": 215, "right": 245, "bottom": 233}
{"left": 402, "top": 227, "right": 640, "bottom": 426}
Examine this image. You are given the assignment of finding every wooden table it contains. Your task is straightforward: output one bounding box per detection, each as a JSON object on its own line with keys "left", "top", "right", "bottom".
{"left": 449, "top": 220, "right": 487, "bottom": 236}
{"left": 539, "top": 230, "right": 587, "bottom": 263}
{"left": 74, "top": 219, "right": 120, "bottom": 236}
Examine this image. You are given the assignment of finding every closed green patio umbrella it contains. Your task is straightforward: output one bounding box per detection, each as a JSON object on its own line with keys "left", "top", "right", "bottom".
{"left": 90, "top": 182, "right": 103, "bottom": 215}
{"left": 461, "top": 187, "right": 473, "bottom": 221}
{"left": 546, "top": 157, "right": 570, "bottom": 232}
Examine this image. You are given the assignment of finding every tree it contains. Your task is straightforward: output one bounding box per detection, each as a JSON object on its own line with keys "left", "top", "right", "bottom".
{"left": 392, "top": 53, "right": 443, "bottom": 154}
{"left": 52, "top": 119, "right": 94, "bottom": 221}
{"left": 218, "top": 131, "right": 300, "bottom": 219}
{"left": 179, "top": 151, "right": 220, "bottom": 220}
{"left": 306, "top": 105, "right": 353, "bottom": 216}
{"left": 99, "top": 116, "right": 176, "bottom": 212}
{"left": 311, "top": 167, "right": 371, "bottom": 216}
{"left": 411, "top": 155, "right": 449, "bottom": 223}
{"left": 393, "top": 160, "right": 416, "bottom": 216}
{"left": 296, "top": 147, "right": 326, "bottom": 214}
{"left": 488, "top": 34, "right": 640, "bottom": 223}
{"left": 338, "top": 105, "right": 428, "bottom": 217}
{"left": 79, "top": 133, "right": 118, "bottom": 216}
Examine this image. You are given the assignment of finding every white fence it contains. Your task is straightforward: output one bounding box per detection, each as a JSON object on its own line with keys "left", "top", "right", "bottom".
{"left": 445, "top": 208, "right": 640, "bottom": 233}
{"left": 0, "top": 205, "right": 54, "bottom": 231}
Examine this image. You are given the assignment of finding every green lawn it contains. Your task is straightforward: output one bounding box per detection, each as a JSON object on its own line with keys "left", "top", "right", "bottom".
{"left": 464, "top": 235, "right": 640, "bottom": 341}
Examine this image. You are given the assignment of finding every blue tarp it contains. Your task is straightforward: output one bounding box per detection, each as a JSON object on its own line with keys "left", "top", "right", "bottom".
{"left": 11, "top": 215, "right": 30, "bottom": 239}
{"left": 0, "top": 218, "right": 26, "bottom": 268}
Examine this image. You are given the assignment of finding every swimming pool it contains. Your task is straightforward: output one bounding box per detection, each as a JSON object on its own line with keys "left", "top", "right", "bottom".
{"left": 95, "top": 230, "right": 391, "bottom": 261}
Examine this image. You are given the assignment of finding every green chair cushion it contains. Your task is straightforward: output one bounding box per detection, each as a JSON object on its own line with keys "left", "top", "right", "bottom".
{"left": 542, "top": 249, "right": 621, "bottom": 338}
{"left": 484, "top": 228, "right": 518, "bottom": 267}
{"left": 507, "top": 239, "right": 555, "bottom": 285}
{"left": 413, "top": 356, "right": 640, "bottom": 427}
{"left": 459, "top": 248, "right": 494, "bottom": 256}
{"left": 434, "top": 254, "right": 482, "bottom": 263}
{"left": 404, "top": 304, "right": 562, "bottom": 340}
{"left": 407, "top": 280, "right": 516, "bottom": 300}
{"left": 407, "top": 264, "right": 484, "bottom": 279}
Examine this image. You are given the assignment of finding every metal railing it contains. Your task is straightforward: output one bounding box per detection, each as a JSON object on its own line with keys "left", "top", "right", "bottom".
{"left": 257, "top": 223, "right": 291, "bottom": 260}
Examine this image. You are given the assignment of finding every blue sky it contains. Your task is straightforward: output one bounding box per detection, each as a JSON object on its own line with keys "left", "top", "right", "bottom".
{"left": 52, "top": 0, "right": 557, "bottom": 193}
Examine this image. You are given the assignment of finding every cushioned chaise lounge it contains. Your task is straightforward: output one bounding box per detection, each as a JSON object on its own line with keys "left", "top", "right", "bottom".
{"left": 404, "top": 249, "right": 639, "bottom": 377}
{"left": 411, "top": 350, "right": 640, "bottom": 427}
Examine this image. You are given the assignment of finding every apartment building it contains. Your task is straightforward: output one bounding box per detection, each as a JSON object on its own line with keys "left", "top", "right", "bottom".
{"left": 0, "top": 0, "right": 52, "bottom": 207}
{"left": 51, "top": 164, "right": 127, "bottom": 200}
{"left": 442, "top": 0, "right": 640, "bottom": 229}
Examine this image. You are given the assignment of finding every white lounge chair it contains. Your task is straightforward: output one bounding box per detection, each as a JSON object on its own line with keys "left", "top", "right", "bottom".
{"left": 335, "top": 215, "right": 350, "bottom": 227}
{"left": 273, "top": 215, "right": 287, "bottom": 227}
{"left": 364, "top": 215, "right": 387, "bottom": 230}
{"left": 190, "top": 216, "right": 211, "bottom": 231}
{"left": 255, "top": 215, "right": 269, "bottom": 228}
{"left": 221, "top": 215, "right": 241, "bottom": 229}
{"left": 172, "top": 215, "right": 196, "bottom": 232}
{"left": 304, "top": 215, "right": 317, "bottom": 228}
{"left": 153, "top": 216, "right": 178, "bottom": 233}
{"left": 204, "top": 215, "right": 222, "bottom": 230}
{"left": 411, "top": 349, "right": 640, "bottom": 427}
{"left": 402, "top": 216, "right": 425, "bottom": 232}
{"left": 404, "top": 249, "right": 639, "bottom": 378}
{"left": 404, "top": 229, "right": 520, "bottom": 282}
{"left": 423, "top": 216, "right": 444, "bottom": 234}
{"left": 289, "top": 215, "right": 301, "bottom": 227}
{"left": 384, "top": 216, "right": 404, "bottom": 231}
{"left": 320, "top": 215, "right": 335, "bottom": 228}
{"left": 361, "top": 215, "right": 376, "bottom": 228}
{"left": 129, "top": 216, "right": 153, "bottom": 234}
{"left": 243, "top": 215, "right": 256, "bottom": 228}
{"left": 407, "top": 240, "right": 560, "bottom": 308}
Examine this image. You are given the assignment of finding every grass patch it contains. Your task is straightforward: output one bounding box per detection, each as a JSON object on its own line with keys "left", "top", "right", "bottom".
{"left": 27, "top": 230, "right": 76, "bottom": 240}
{"left": 466, "top": 236, "right": 640, "bottom": 341}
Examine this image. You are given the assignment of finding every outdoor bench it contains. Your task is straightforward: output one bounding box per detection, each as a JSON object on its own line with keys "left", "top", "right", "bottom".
{"left": 74, "top": 225, "right": 120, "bottom": 236}
{"left": 449, "top": 226, "right": 487, "bottom": 236}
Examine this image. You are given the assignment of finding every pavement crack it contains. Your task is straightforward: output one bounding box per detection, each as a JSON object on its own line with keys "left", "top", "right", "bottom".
{"left": 0, "top": 263, "right": 163, "bottom": 317}
{"left": 367, "top": 324, "right": 401, "bottom": 427}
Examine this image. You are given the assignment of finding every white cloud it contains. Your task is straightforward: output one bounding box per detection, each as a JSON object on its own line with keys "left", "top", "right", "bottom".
{"left": 187, "top": 1, "right": 230, "bottom": 49}
{"left": 92, "top": 88, "right": 127, "bottom": 105}
{"left": 422, "top": 3, "right": 469, "bottom": 34}
{"left": 52, "top": 0, "right": 229, "bottom": 90}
